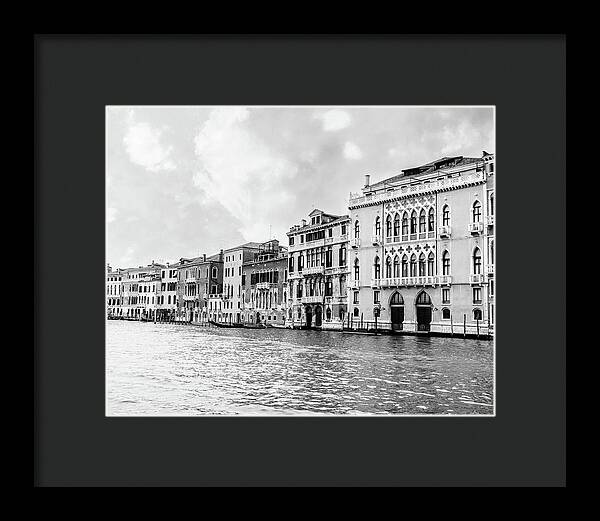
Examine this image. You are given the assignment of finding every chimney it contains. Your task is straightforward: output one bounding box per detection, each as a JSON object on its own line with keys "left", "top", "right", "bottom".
{"left": 301, "top": 219, "right": 307, "bottom": 227}
{"left": 220, "top": 249, "right": 224, "bottom": 261}
{"left": 203, "top": 253, "right": 206, "bottom": 262}
{"left": 364, "top": 174, "right": 371, "bottom": 187}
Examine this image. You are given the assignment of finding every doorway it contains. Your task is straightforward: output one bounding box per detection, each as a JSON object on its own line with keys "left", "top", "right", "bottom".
{"left": 315, "top": 305, "right": 322, "bottom": 327}
{"left": 416, "top": 291, "right": 432, "bottom": 332}
{"left": 390, "top": 292, "right": 404, "bottom": 331}
{"left": 305, "top": 305, "right": 313, "bottom": 328}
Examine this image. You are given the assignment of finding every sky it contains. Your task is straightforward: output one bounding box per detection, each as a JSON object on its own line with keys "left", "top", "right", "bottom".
{"left": 106, "top": 106, "right": 494, "bottom": 269}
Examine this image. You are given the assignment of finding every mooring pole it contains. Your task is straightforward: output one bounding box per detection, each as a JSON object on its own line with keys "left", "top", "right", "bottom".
{"left": 463, "top": 314, "right": 466, "bottom": 338}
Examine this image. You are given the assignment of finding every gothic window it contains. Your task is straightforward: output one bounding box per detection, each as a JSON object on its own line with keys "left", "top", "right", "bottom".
{"left": 354, "top": 258, "right": 360, "bottom": 280}
{"left": 393, "top": 256, "right": 400, "bottom": 277}
{"left": 385, "top": 257, "right": 392, "bottom": 278}
{"left": 386, "top": 215, "right": 392, "bottom": 237}
{"left": 419, "top": 209, "right": 426, "bottom": 233}
{"left": 374, "top": 216, "right": 381, "bottom": 237}
{"left": 410, "top": 254, "right": 417, "bottom": 277}
{"left": 402, "top": 212, "right": 409, "bottom": 236}
{"left": 442, "top": 205, "right": 450, "bottom": 226}
{"left": 373, "top": 256, "right": 381, "bottom": 279}
{"left": 418, "top": 253, "right": 426, "bottom": 276}
{"left": 473, "top": 247, "right": 482, "bottom": 275}
{"left": 472, "top": 201, "right": 482, "bottom": 223}
{"left": 428, "top": 208, "right": 435, "bottom": 232}
{"left": 401, "top": 255, "right": 408, "bottom": 277}
{"left": 393, "top": 213, "right": 400, "bottom": 236}
{"left": 442, "top": 250, "right": 451, "bottom": 275}
{"left": 410, "top": 211, "right": 417, "bottom": 234}
{"left": 427, "top": 252, "right": 435, "bottom": 276}
{"left": 354, "top": 220, "right": 360, "bottom": 239}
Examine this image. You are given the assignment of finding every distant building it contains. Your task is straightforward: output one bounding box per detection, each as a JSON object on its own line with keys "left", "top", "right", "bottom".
{"left": 242, "top": 240, "right": 288, "bottom": 325}
{"left": 106, "top": 264, "right": 125, "bottom": 317}
{"left": 287, "top": 209, "right": 350, "bottom": 329}
{"left": 156, "top": 262, "right": 179, "bottom": 321}
{"left": 121, "top": 262, "right": 164, "bottom": 319}
{"left": 347, "top": 152, "right": 495, "bottom": 335}
{"left": 222, "top": 242, "right": 262, "bottom": 324}
{"left": 176, "top": 252, "right": 223, "bottom": 322}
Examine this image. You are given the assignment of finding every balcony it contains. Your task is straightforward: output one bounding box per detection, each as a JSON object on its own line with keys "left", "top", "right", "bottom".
{"left": 470, "top": 274, "right": 485, "bottom": 284}
{"left": 371, "top": 278, "right": 381, "bottom": 288}
{"left": 185, "top": 277, "right": 197, "bottom": 284}
{"left": 303, "top": 266, "right": 325, "bottom": 276}
{"left": 439, "top": 225, "right": 451, "bottom": 238}
{"left": 288, "top": 271, "right": 302, "bottom": 280}
{"left": 377, "top": 275, "right": 452, "bottom": 288}
{"left": 183, "top": 295, "right": 197, "bottom": 301}
{"left": 301, "top": 295, "right": 325, "bottom": 304}
{"left": 349, "top": 279, "right": 360, "bottom": 289}
{"left": 468, "top": 222, "right": 484, "bottom": 235}
{"left": 438, "top": 275, "right": 452, "bottom": 286}
{"left": 256, "top": 282, "right": 272, "bottom": 290}
{"left": 324, "top": 265, "right": 349, "bottom": 276}
{"left": 487, "top": 215, "right": 495, "bottom": 226}
{"left": 487, "top": 264, "right": 494, "bottom": 275}
{"left": 372, "top": 235, "right": 382, "bottom": 246}
{"left": 350, "top": 237, "right": 361, "bottom": 248}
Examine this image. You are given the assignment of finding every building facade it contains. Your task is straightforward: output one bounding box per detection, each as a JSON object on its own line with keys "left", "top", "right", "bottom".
{"left": 222, "top": 242, "right": 262, "bottom": 324}
{"left": 347, "top": 152, "right": 495, "bottom": 336}
{"left": 155, "top": 262, "right": 179, "bottom": 321}
{"left": 121, "top": 262, "right": 164, "bottom": 319}
{"left": 106, "top": 265, "right": 125, "bottom": 317}
{"left": 286, "top": 209, "right": 350, "bottom": 330}
{"left": 176, "top": 252, "right": 223, "bottom": 322}
{"left": 242, "top": 240, "right": 288, "bottom": 325}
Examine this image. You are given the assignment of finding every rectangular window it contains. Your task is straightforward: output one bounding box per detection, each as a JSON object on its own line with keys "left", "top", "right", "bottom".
{"left": 373, "top": 290, "right": 380, "bottom": 304}
{"left": 289, "top": 236, "right": 294, "bottom": 246}
{"left": 328, "top": 228, "right": 332, "bottom": 237}
{"left": 341, "top": 224, "right": 346, "bottom": 235}
{"left": 353, "top": 291, "right": 359, "bottom": 304}
{"left": 473, "top": 287, "right": 482, "bottom": 304}
{"left": 442, "top": 288, "right": 450, "bottom": 304}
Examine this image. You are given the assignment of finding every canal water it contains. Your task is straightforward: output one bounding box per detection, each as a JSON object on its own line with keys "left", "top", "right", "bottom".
{"left": 106, "top": 320, "right": 494, "bottom": 416}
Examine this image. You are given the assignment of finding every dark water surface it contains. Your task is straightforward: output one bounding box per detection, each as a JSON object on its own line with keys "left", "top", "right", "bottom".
{"left": 106, "top": 320, "right": 494, "bottom": 416}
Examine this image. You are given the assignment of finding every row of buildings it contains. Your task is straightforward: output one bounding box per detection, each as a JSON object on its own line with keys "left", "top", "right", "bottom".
{"left": 107, "top": 151, "right": 495, "bottom": 336}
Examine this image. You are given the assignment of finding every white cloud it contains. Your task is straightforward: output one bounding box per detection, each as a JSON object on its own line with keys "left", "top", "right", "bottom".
{"left": 123, "top": 119, "right": 176, "bottom": 172}
{"left": 193, "top": 107, "right": 298, "bottom": 240}
{"left": 316, "top": 109, "right": 351, "bottom": 131}
{"left": 107, "top": 207, "right": 118, "bottom": 223}
{"left": 439, "top": 121, "right": 482, "bottom": 155}
{"left": 343, "top": 141, "right": 363, "bottom": 160}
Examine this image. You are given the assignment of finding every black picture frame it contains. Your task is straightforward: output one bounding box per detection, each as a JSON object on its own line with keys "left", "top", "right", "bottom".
{"left": 34, "top": 34, "right": 566, "bottom": 486}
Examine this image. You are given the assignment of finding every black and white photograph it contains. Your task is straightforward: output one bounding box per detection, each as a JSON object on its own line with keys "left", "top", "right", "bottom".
{"left": 106, "top": 105, "right": 496, "bottom": 417}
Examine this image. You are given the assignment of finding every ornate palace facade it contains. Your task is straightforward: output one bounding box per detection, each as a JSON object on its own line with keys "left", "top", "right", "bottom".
{"left": 347, "top": 152, "right": 495, "bottom": 336}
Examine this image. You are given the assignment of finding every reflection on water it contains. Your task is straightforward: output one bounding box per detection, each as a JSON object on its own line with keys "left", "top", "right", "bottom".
{"left": 106, "top": 321, "right": 494, "bottom": 416}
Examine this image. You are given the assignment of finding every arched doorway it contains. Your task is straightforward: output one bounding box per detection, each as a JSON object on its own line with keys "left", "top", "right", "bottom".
{"left": 390, "top": 292, "right": 404, "bottom": 331}
{"left": 416, "top": 291, "right": 432, "bottom": 332}
{"left": 256, "top": 311, "right": 261, "bottom": 324}
{"left": 314, "top": 305, "right": 323, "bottom": 327}
{"left": 305, "top": 305, "right": 313, "bottom": 328}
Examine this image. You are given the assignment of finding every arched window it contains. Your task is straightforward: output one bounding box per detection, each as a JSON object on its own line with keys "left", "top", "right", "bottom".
{"left": 354, "top": 258, "right": 360, "bottom": 280}
{"left": 385, "top": 257, "right": 392, "bottom": 278}
{"left": 428, "top": 208, "right": 435, "bottom": 232}
{"left": 410, "top": 211, "right": 417, "bottom": 234}
{"left": 442, "top": 250, "right": 451, "bottom": 275}
{"left": 490, "top": 239, "right": 494, "bottom": 264}
{"left": 390, "top": 292, "right": 404, "bottom": 305}
{"left": 418, "top": 253, "right": 426, "bottom": 276}
{"left": 442, "top": 205, "right": 450, "bottom": 226}
{"left": 489, "top": 193, "right": 494, "bottom": 216}
{"left": 354, "top": 220, "right": 360, "bottom": 238}
{"left": 393, "top": 256, "right": 400, "bottom": 277}
{"left": 442, "top": 308, "right": 451, "bottom": 319}
{"left": 298, "top": 253, "right": 304, "bottom": 271}
{"left": 339, "top": 245, "right": 346, "bottom": 266}
{"left": 326, "top": 307, "right": 332, "bottom": 320}
{"left": 472, "top": 201, "right": 482, "bottom": 223}
{"left": 410, "top": 254, "right": 417, "bottom": 277}
{"left": 401, "top": 255, "right": 408, "bottom": 277}
{"left": 402, "top": 212, "right": 409, "bottom": 236}
{"left": 393, "top": 213, "right": 400, "bottom": 237}
{"left": 473, "top": 247, "right": 482, "bottom": 274}
{"left": 374, "top": 216, "right": 381, "bottom": 237}
{"left": 353, "top": 307, "right": 360, "bottom": 317}
{"left": 419, "top": 209, "right": 426, "bottom": 233}
{"left": 416, "top": 291, "right": 432, "bottom": 305}
{"left": 373, "top": 256, "right": 381, "bottom": 279}
{"left": 386, "top": 215, "right": 392, "bottom": 237}
{"left": 427, "top": 252, "right": 435, "bottom": 276}
{"left": 473, "top": 308, "right": 483, "bottom": 321}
